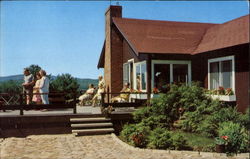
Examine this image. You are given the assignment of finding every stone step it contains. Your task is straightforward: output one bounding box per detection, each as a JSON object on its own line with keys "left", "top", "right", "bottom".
{"left": 72, "top": 128, "right": 115, "bottom": 136}
{"left": 71, "top": 122, "right": 113, "bottom": 128}
{"left": 70, "top": 117, "right": 111, "bottom": 123}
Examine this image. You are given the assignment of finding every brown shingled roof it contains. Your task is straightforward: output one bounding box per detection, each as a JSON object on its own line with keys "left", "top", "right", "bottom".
{"left": 113, "top": 15, "right": 249, "bottom": 55}
{"left": 113, "top": 17, "right": 216, "bottom": 54}
{"left": 193, "top": 14, "right": 249, "bottom": 54}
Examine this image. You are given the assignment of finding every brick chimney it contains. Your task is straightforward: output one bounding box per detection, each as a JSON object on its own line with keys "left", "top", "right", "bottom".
{"left": 104, "top": 5, "right": 123, "bottom": 93}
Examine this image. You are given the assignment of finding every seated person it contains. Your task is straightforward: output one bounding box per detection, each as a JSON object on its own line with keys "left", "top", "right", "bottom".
{"left": 79, "top": 84, "right": 95, "bottom": 105}
{"left": 92, "top": 83, "right": 105, "bottom": 106}
{"left": 111, "top": 83, "right": 131, "bottom": 103}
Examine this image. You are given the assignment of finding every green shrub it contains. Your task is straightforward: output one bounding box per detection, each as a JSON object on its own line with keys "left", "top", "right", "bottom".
{"left": 130, "top": 123, "right": 150, "bottom": 148}
{"left": 120, "top": 123, "right": 150, "bottom": 148}
{"left": 140, "top": 115, "right": 170, "bottom": 129}
{"left": 120, "top": 124, "right": 137, "bottom": 143}
{"left": 195, "top": 107, "right": 250, "bottom": 138}
{"left": 133, "top": 106, "right": 152, "bottom": 123}
{"left": 148, "top": 128, "right": 172, "bottom": 149}
{"left": 171, "top": 132, "right": 190, "bottom": 150}
{"left": 217, "top": 121, "right": 249, "bottom": 155}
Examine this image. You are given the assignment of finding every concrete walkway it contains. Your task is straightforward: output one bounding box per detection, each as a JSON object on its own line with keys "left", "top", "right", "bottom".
{"left": 0, "top": 134, "right": 248, "bottom": 159}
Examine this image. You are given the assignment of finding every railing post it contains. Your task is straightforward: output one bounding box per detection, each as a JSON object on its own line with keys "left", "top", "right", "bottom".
{"left": 73, "top": 92, "right": 77, "bottom": 114}
{"left": 20, "top": 93, "right": 24, "bottom": 115}
{"left": 101, "top": 93, "right": 105, "bottom": 107}
{"left": 107, "top": 87, "right": 110, "bottom": 104}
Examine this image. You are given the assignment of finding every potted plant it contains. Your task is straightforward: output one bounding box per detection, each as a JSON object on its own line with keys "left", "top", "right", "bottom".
{"left": 215, "top": 136, "right": 229, "bottom": 153}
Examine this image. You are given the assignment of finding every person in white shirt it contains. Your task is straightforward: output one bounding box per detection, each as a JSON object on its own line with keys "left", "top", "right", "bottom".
{"left": 79, "top": 84, "right": 95, "bottom": 105}
{"left": 39, "top": 70, "right": 50, "bottom": 104}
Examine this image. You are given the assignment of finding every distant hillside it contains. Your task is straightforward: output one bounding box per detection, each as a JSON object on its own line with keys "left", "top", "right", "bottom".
{"left": 77, "top": 78, "right": 99, "bottom": 90}
{"left": 0, "top": 74, "right": 23, "bottom": 82}
{"left": 0, "top": 75, "right": 98, "bottom": 90}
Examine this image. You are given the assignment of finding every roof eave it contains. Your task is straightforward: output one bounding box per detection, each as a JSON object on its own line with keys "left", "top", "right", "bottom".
{"left": 97, "top": 40, "right": 105, "bottom": 69}
{"left": 112, "top": 18, "right": 139, "bottom": 57}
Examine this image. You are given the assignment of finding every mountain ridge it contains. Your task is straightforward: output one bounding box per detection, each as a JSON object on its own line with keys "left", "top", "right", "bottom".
{"left": 0, "top": 75, "right": 98, "bottom": 90}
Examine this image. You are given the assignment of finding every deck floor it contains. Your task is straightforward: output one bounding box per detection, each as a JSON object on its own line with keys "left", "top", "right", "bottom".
{"left": 0, "top": 105, "right": 102, "bottom": 116}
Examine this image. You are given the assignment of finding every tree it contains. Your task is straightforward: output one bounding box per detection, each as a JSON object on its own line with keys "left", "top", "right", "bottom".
{"left": 50, "top": 73, "right": 80, "bottom": 99}
{"left": 0, "top": 80, "right": 22, "bottom": 93}
{"left": 27, "top": 64, "right": 42, "bottom": 76}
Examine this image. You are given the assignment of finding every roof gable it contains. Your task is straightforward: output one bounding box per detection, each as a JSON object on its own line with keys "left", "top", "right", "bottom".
{"left": 113, "top": 17, "right": 216, "bottom": 54}
{"left": 193, "top": 14, "right": 249, "bottom": 54}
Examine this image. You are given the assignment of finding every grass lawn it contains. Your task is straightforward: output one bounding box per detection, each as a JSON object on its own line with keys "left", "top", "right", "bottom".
{"left": 175, "top": 130, "right": 215, "bottom": 152}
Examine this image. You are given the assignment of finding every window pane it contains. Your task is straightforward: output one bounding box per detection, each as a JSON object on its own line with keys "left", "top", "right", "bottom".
{"left": 222, "top": 60, "right": 232, "bottom": 89}
{"left": 210, "top": 62, "right": 219, "bottom": 90}
{"left": 136, "top": 65, "right": 141, "bottom": 90}
{"left": 154, "top": 64, "right": 170, "bottom": 92}
{"left": 141, "top": 63, "right": 146, "bottom": 90}
{"left": 123, "top": 63, "right": 129, "bottom": 85}
{"left": 173, "top": 64, "right": 188, "bottom": 84}
{"left": 129, "top": 62, "right": 134, "bottom": 89}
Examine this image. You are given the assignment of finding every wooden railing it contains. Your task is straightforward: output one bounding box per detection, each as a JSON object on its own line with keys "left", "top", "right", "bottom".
{"left": 100, "top": 92, "right": 149, "bottom": 108}
{"left": 0, "top": 92, "right": 78, "bottom": 115}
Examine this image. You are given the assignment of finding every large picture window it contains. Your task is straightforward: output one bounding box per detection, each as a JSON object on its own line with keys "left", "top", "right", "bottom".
{"left": 208, "top": 56, "right": 234, "bottom": 91}
{"left": 135, "top": 61, "right": 147, "bottom": 91}
{"left": 152, "top": 60, "right": 191, "bottom": 93}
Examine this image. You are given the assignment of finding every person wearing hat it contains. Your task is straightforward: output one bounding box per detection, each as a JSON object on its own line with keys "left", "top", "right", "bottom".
{"left": 22, "top": 68, "right": 34, "bottom": 104}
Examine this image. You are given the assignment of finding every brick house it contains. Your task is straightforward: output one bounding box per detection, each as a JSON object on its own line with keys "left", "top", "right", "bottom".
{"left": 97, "top": 5, "right": 249, "bottom": 112}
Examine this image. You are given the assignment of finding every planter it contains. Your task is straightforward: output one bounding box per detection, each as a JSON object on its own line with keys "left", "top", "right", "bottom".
{"left": 210, "top": 95, "right": 236, "bottom": 102}
{"left": 216, "top": 144, "right": 225, "bottom": 153}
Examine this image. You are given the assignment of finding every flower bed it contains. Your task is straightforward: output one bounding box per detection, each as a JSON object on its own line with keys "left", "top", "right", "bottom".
{"left": 120, "top": 83, "right": 249, "bottom": 156}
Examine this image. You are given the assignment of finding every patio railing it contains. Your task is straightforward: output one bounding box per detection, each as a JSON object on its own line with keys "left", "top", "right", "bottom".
{"left": 100, "top": 91, "right": 150, "bottom": 108}
{"left": 0, "top": 92, "right": 77, "bottom": 115}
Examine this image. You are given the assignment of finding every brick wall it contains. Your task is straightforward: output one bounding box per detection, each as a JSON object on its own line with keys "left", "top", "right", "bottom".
{"left": 104, "top": 6, "right": 123, "bottom": 93}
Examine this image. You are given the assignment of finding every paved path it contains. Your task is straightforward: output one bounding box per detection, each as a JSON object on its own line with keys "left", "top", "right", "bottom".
{"left": 1, "top": 134, "right": 248, "bottom": 159}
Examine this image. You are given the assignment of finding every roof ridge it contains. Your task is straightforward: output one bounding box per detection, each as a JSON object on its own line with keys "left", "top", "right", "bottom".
{"left": 113, "top": 17, "right": 219, "bottom": 25}
{"left": 221, "top": 14, "right": 250, "bottom": 25}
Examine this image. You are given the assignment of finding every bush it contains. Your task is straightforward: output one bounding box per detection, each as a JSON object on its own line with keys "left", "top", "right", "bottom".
{"left": 195, "top": 107, "right": 249, "bottom": 138}
{"left": 140, "top": 115, "right": 170, "bottom": 130}
{"left": 120, "top": 124, "right": 137, "bottom": 143}
{"left": 171, "top": 132, "right": 189, "bottom": 150}
{"left": 121, "top": 83, "right": 249, "bottom": 153}
{"left": 120, "top": 123, "right": 150, "bottom": 148}
{"left": 133, "top": 106, "right": 152, "bottom": 123}
{"left": 148, "top": 128, "right": 172, "bottom": 149}
{"left": 217, "top": 121, "right": 249, "bottom": 155}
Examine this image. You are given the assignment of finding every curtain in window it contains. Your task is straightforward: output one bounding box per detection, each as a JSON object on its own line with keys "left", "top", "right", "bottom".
{"left": 123, "top": 63, "right": 129, "bottom": 85}
{"left": 141, "top": 63, "right": 147, "bottom": 90}
{"left": 210, "top": 62, "right": 219, "bottom": 90}
{"left": 222, "top": 60, "right": 232, "bottom": 89}
{"left": 136, "top": 65, "right": 141, "bottom": 90}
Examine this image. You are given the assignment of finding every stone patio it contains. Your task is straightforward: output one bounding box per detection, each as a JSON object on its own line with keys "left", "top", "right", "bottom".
{"left": 1, "top": 134, "right": 249, "bottom": 159}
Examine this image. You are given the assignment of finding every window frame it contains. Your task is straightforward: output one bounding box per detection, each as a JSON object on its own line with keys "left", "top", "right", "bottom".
{"left": 123, "top": 59, "right": 135, "bottom": 87}
{"left": 151, "top": 60, "right": 192, "bottom": 89}
{"left": 134, "top": 61, "right": 147, "bottom": 92}
{"left": 208, "top": 55, "right": 235, "bottom": 91}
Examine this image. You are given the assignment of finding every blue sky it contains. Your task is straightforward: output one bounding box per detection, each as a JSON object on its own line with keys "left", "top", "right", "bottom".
{"left": 0, "top": 1, "right": 249, "bottom": 78}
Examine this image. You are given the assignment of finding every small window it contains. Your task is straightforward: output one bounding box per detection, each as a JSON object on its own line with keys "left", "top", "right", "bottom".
{"left": 208, "top": 56, "right": 234, "bottom": 91}
{"left": 123, "top": 63, "right": 129, "bottom": 85}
